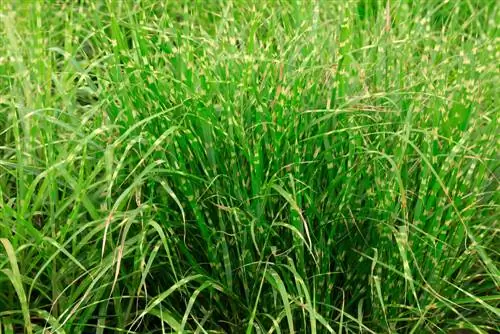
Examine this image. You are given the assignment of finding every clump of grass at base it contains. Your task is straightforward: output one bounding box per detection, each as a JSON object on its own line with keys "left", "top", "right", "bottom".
{"left": 0, "top": 0, "right": 498, "bottom": 333}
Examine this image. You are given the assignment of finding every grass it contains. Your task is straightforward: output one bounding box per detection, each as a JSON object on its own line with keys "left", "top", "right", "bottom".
{"left": 0, "top": 0, "right": 498, "bottom": 332}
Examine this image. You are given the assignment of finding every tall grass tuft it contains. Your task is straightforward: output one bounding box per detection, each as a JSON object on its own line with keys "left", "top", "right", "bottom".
{"left": 0, "top": 1, "right": 498, "bottom": 333}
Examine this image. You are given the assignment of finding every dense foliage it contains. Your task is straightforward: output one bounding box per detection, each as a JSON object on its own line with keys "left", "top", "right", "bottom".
{"left": 0, "top": 1, "right": 498, "bottom": 333}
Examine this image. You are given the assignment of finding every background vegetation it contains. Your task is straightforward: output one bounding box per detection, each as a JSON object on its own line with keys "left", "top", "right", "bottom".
{"left": 0, "top": 0, "right": 498, "bottom": 332}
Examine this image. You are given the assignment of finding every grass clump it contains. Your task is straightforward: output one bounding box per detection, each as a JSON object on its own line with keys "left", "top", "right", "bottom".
{"left": 0, "top": 0, "right": 498, "bottom": 333}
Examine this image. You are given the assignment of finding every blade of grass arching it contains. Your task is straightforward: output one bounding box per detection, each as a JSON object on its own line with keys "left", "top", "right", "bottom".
{"left": 266, "top": 269, "right": 295, "bottom": 334}
{"left": 0, "top": 239, "right": 32, "bottom": 334}
{"left": 264, "top": 314, "right": 283, "bottom": 334}
{"left": 57, "top": 234, "right": 141, "bottom": 328}
{"left": 369, "top": 246, "right": 389, "bottom": 331}
{"left": 284, "top": 261, "right": 317, "bottom": 334}
{"left": 271, "top": 184, "right": 312, "bottom": 251}
{"left": 374, "top": 274, "right": 390, "bottom": 332}
{"left": 291, "top": 301, "right": 334, "bottom": 334}
{"left": 0, "top": 207, "right": 44, "bottom": 247}
{"left": 110, "top": 213, "right": 137, "bottom": 297}
{"left": 287, "top": 174, "right": 305, "bottom": 277}
{"left": 119, "top": 126, "right": 179, "bottom": 185}
{"left": 443, "top": 279, "right": 500, "bottom": 318}
{"left": 28, "top": 222, "right": 96, "bottom": 300}
{"left": 214, "top": 202, "right": 234, "bottom": 295}
{"left": 246, "top": 261, "right": 269, "bottom": 334}
{"left": 101, "top": 163, "right": 164, "bottom": 255}
{"left": 147, "top": 220, "right": 181, "bottom": 281}
{"left": 267, "top": 309, "right": 287, "bottom": 334}
{"left": 273, "top": 222, "right": 312, "bottom": 256}
{"left": 192, "top": 310, "right": 211, "bottom": 334}
{"left": 262, "top": 313, "right": 282, "bottom": 334}
{"left": 42, "top": 237, "right": 87, "bottom": 273}
{"left": 158, "top": 180, "right": 186, "bottom": 239}
{"left": 179, "top": 281, "right": 214, "bottom": 333}
{"left": 137, "top": 241, "right": 160, "bottom": 298}
{"left": 394, "top": 225, "right": 420, "bottom": 310}
{"left": 56, "top": 168, "right": 99, "bottom": 221}
{"left": 408, "top": 300, "right": 434, "bottom": 334}
{"left": 109, "top": 103, "right": 183, "bottom": 150}
{"left": 146, "top": 308, "right": 181, "bottom": 333}
{"left": 132, "top": 274, "right": 203, "bottom": 328}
